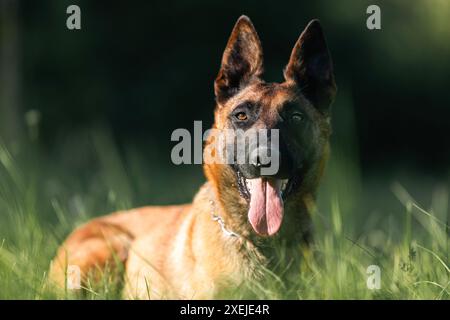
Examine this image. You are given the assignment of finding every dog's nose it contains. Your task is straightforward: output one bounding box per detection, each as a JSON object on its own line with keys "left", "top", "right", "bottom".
{"left": 249, "top": 152, "right": 264, "bottom": 168}
{"left": 249, "top": 147, "right": 280, "bottom": 175}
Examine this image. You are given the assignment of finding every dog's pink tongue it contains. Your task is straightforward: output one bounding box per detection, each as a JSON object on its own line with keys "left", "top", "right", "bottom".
{"left": 248, "top": 178, "right": 284, "bottom": 236}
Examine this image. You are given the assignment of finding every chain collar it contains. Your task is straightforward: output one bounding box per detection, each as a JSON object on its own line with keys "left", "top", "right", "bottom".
{"left": 208, "top": 199, "right": 240, "bottom": 238}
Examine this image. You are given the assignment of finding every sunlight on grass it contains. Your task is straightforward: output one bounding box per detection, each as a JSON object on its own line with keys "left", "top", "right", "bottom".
{"left": 0, "top": 132, "right": 448, "bottom": 299}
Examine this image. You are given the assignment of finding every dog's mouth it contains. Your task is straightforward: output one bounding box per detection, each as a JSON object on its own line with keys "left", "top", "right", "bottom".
{"left": 236, "top": 171, "right": 294, "bottom": 236}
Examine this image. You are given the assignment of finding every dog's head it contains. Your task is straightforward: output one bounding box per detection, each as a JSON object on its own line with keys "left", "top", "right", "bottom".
{"left": 204, "top": 16, "right": 336, "bottom": 237}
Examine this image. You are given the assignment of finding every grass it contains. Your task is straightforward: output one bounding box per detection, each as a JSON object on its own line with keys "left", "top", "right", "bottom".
{"left": 0, "top": 128, "right": 448, "bottom": 300}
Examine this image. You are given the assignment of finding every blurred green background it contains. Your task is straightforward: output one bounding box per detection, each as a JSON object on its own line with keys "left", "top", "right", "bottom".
{"left": 0, "top": 0, "right": 449, "bottom": 299}
{"left": 0, "top": 0, "right": 449, "bottom": 227}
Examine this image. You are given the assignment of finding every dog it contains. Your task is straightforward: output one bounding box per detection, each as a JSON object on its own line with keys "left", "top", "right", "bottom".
{"left": 49, "top": 15, "right": 336, "bottom": 299}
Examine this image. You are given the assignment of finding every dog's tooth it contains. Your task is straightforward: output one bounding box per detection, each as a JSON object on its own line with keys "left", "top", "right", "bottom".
{"left": 281, "top": 179, "right": 288, "bottom": 192}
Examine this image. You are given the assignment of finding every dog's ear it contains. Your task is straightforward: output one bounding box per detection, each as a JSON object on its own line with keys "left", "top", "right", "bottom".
{"left": 215, "top": 15, "right": 263, "bottom": 104}
{"left": 284, "top": 20, "right": 336, "bottom": 114}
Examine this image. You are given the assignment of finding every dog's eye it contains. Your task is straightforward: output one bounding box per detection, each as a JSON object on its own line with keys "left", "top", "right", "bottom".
{"left": 291, "top": 112, "right": 304, "bottom": 122}
{"left": 235, "top": 112, "right": 248, "bottom": 121}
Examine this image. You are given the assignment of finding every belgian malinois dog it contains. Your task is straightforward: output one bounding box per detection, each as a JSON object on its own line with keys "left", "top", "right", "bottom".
{"left": 50, "top": 15, "right": 336, "bottom": 299}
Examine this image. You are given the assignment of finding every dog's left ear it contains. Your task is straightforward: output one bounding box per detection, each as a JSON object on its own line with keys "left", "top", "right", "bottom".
{"left": 215, "top": 15, "right": 263, "bottom": 104}
{"left": 284, "top": 20, "right": 336, "bottom": 114}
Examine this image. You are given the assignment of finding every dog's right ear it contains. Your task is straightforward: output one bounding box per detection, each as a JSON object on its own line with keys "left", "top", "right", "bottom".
{"left": 214, "top": 15, "right": 263, "bottom": 104}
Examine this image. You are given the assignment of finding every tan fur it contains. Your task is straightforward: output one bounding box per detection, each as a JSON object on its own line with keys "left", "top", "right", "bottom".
{"left": 49, "top": 186, "right": 262, "bottom": 299}
{"left": 49, "top": 16, "right": 335, "bottom": 299}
